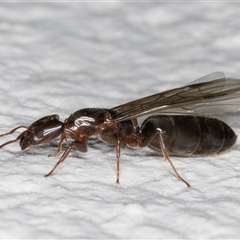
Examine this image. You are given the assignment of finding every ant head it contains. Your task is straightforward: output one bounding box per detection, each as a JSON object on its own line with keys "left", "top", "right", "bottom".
{"left": 0, "top": 114, "right": 64, "bottom": 150}
{"left": 19, "top": 114, "right": 64, "bottom": 150}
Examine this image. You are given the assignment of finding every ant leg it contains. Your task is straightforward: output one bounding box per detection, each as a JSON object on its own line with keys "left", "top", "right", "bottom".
{"left": 48, "top": 134, "right": 67, "bottom": 157}
{"left": 0, "top": 126, "right": 27, "bottom": 137}
{"left": 158, "top": 132, "right": 191, "bottom": 188}
{"left": 45, "top": 141, "right": 75, "bottom": 177}
{"left": 116, "top": 139, "right": 121, "bottom": 184}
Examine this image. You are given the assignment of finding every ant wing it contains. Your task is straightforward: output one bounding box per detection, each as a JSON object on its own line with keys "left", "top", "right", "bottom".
{"left": 185, "top": 72, "right": 225, "bottom": 85}
{"left": 112, "top": 73, "right": 240, "bottom": 122}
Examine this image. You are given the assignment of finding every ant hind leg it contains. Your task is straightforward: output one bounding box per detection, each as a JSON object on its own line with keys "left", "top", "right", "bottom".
{"left": 158, "top": 131, "right": 191, "bottom": 188}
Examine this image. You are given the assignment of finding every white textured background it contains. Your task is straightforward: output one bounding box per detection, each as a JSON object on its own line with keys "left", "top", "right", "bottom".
{"left": 0, "top": 2, "right": 240, "bottom": 239}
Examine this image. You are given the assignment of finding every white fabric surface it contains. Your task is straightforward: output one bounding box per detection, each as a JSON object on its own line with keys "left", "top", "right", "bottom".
{"left": 0, "top": 2, "right": 240, "bottom": 238}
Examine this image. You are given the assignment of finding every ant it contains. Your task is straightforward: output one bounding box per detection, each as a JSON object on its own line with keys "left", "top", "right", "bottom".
{"left": 0, "top": 72, "right": 239, "bottom": 187}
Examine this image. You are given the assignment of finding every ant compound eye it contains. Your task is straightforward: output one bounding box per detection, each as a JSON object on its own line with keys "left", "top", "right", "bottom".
{"left": 36, "top": 130, "right": 44, "bottom": 139}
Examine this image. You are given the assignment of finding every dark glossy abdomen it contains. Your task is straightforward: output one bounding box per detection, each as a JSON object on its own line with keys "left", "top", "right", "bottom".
{"left": 141, "top": 115, "right": 237, "bottom": 157}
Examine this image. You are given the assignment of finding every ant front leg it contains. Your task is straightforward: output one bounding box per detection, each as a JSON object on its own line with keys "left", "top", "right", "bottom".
{"left": 45, "top": 139, "right": 88, "bottom": 177}
{"left": 48, "top": 134, "right": 68, "bottom": 157}
{"left": 45, "top": 141, "right": 76, "bottom": 177}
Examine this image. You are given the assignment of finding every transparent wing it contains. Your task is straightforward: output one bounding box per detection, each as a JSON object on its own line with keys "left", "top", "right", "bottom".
{"left": 185, "top": 72, "right": 225, "bottom": 85}
{"left": 112, "top": 73, "right": 240, "bottom": 122}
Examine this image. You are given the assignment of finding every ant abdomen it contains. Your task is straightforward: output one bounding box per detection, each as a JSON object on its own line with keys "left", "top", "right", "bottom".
{"left": 141, "top": 115, "right": 237, "bottom": 157}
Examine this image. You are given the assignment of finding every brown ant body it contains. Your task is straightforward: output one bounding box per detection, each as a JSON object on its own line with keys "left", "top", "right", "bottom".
{"left": 0, "top": 72, "right": 239, "bottom": 187}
